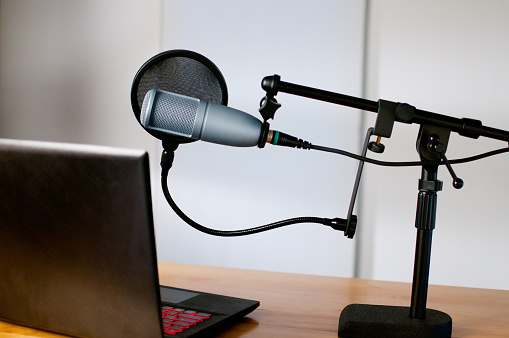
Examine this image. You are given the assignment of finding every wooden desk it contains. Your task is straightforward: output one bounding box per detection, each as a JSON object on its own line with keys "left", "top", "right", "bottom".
{"left": 1, "top": 262, "right": 508, "bottom": 337}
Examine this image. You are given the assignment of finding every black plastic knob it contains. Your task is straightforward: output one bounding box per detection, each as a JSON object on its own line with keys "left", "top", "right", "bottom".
{"left": 453, "top": 178, "right": 464, "bottom": 189}
{"left": 368, "top": 141, "right": 385, "bottom": 153}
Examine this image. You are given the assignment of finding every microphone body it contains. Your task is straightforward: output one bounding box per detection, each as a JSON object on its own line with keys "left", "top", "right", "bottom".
{"left": 141, "top": 89, "right": 263, "bottom": 147}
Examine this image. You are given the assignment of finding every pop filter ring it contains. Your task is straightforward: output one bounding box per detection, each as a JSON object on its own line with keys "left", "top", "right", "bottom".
{"left": 130, "top": 49, "right": 228, "bottom": 143}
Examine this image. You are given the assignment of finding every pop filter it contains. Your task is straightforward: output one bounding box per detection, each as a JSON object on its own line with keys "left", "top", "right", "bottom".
{"left": 131, "top": 50, "right": 228, "bottom": 143}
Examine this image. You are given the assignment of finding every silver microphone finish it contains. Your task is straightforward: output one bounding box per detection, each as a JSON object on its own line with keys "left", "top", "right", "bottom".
{"left": 141, "top": 89, "right": 263, "bottom": 147}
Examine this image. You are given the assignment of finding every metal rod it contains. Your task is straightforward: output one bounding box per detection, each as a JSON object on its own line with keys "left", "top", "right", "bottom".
{"left": 410, "top": 229, "right": 434, "bottom": 318}
{"left": 410, "top": 166, "right": 438, "bottom": 319}
{"left": 262, "top": 75, "right": 509, "bottom": 142}
{"left": 345, "top": 128, "right": 374, "bottom": 238}
{"left": 277, "top": 80, "right": 379, "bottom": 112}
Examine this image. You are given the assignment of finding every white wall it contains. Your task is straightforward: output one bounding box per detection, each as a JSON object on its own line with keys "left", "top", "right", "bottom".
{"left": 360, "top": 0, "right": 509, "bottom": 290}
{"left": 0, "top": 0, "right": 160, "bottom": 150}
{"left": 0, "top": 0, "right": 163, "bottom": 215}
{"left": 155, "top": 0, "right": 365, "bottom": 277}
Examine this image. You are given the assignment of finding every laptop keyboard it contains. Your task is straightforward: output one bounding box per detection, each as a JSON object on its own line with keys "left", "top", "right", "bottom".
{"left": 162, "top": 306, "right": 211, "bottom": 335}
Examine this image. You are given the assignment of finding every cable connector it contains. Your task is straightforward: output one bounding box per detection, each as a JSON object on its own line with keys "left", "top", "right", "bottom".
{"left": 160, "top": 141, "right": 179, "bottom": 171}
{"left": 266, "top": 130, "right": 312, "bottom": 149}
{"left": 319, "top": 216, "right": 356, "bottom": 238}
{"left": 160, "top": 150, "right": 175, "bottom": 171}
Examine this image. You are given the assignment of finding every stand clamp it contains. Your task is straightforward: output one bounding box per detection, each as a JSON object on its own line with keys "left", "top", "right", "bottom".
{"left": 259, "top": 75, "right": 282, "bottom": 121}
{"left": 368, "top": 99, "right": 415, "bottom": 153}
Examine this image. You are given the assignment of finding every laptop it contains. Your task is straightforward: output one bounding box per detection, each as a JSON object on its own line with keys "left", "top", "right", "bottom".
{"left": 0, "top": 138, "right": 259, "bottom": 338}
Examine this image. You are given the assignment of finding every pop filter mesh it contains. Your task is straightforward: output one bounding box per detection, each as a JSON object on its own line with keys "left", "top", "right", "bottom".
{"left": 135, "top": 57, "right": 224, "bottom": 108}
{"left": 131, "top": 50, "right": 228, "bottom": 142}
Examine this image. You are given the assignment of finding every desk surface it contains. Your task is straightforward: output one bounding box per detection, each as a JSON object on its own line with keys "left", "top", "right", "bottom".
{"left": 1, "top": 262, "right": 508, "bottom": 337}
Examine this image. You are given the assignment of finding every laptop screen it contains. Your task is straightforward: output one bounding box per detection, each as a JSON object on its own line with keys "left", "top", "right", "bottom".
{"left": 0, "top": 139, "right": 163, "bottom": 338}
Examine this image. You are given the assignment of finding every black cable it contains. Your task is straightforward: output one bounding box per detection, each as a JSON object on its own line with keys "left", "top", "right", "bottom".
{"left": 310, "top": 144, "right": 422, "bottom": 167}
{"left": 160, "top": 160, "right": 350, "bottom": 237}
{"left": 270, "top": 130, "right": 509, "bottom": 166}
{"left": 160, "top": 136, "right": 508, "bottom": 237}
{"left": 448, "top": 147, "right": 509, "bottom": 164}
{"left": 310, "top": 144, "right": 509, "bottom": 167}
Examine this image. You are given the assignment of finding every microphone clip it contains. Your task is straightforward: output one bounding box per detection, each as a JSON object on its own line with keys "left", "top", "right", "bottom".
{"left": 259, "top": 75, "right": 283, "bottom": 121}
{"left": 258, "top": 95, "right": 281, "bottom": 121}
{"left": 258, "top": 90, "right": 281, "bottom": 148}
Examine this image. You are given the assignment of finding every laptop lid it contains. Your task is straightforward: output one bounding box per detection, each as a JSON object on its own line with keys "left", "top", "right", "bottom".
{"left": 0, "top": 138, "right": 163, "bottom": 338}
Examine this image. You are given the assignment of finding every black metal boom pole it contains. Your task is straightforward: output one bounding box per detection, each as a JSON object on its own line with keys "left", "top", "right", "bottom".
{"left": 262, "top": 74, "right": 509, "bottom": 143}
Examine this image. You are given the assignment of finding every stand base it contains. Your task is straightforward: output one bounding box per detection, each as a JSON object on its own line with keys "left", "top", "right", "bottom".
{"left": 338, "top": 304, "right": 452, "bottom": 337}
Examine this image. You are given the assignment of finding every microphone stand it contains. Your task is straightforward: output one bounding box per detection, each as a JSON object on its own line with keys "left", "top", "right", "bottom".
{"left": 260, "top": 75, "right": 509, "bottom": 337}
{"left": 337, "top": 124, "right": 455, "bottom": 337}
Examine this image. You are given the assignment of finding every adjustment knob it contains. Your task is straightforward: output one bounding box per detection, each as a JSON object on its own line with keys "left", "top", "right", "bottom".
{"left": 368, "top": 141, "right": 385, "bottom": 153}
{"left": 453, "top": 178, "right": 464, "bottom": 189}
{"left": 427, "top": 135, "right": 464, "bottom": 189}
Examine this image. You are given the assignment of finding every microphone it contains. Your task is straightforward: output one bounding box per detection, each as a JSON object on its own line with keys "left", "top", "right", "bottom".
{"left": 141, "top": 89, "right": 266, "bottom": 147}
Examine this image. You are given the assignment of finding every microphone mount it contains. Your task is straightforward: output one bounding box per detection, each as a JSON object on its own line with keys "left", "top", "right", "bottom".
{"left": 258, "top": 93, "right": 281, "bottom": 122}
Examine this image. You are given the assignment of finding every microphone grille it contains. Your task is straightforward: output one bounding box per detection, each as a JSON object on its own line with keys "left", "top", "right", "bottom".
{"left": 146, "top": 90, "right": 199, "bottom": 137}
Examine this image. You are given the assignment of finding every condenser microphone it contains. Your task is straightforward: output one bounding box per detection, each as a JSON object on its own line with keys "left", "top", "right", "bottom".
{"left": 141, "top": 89, "right": 266, "bottom": 147}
